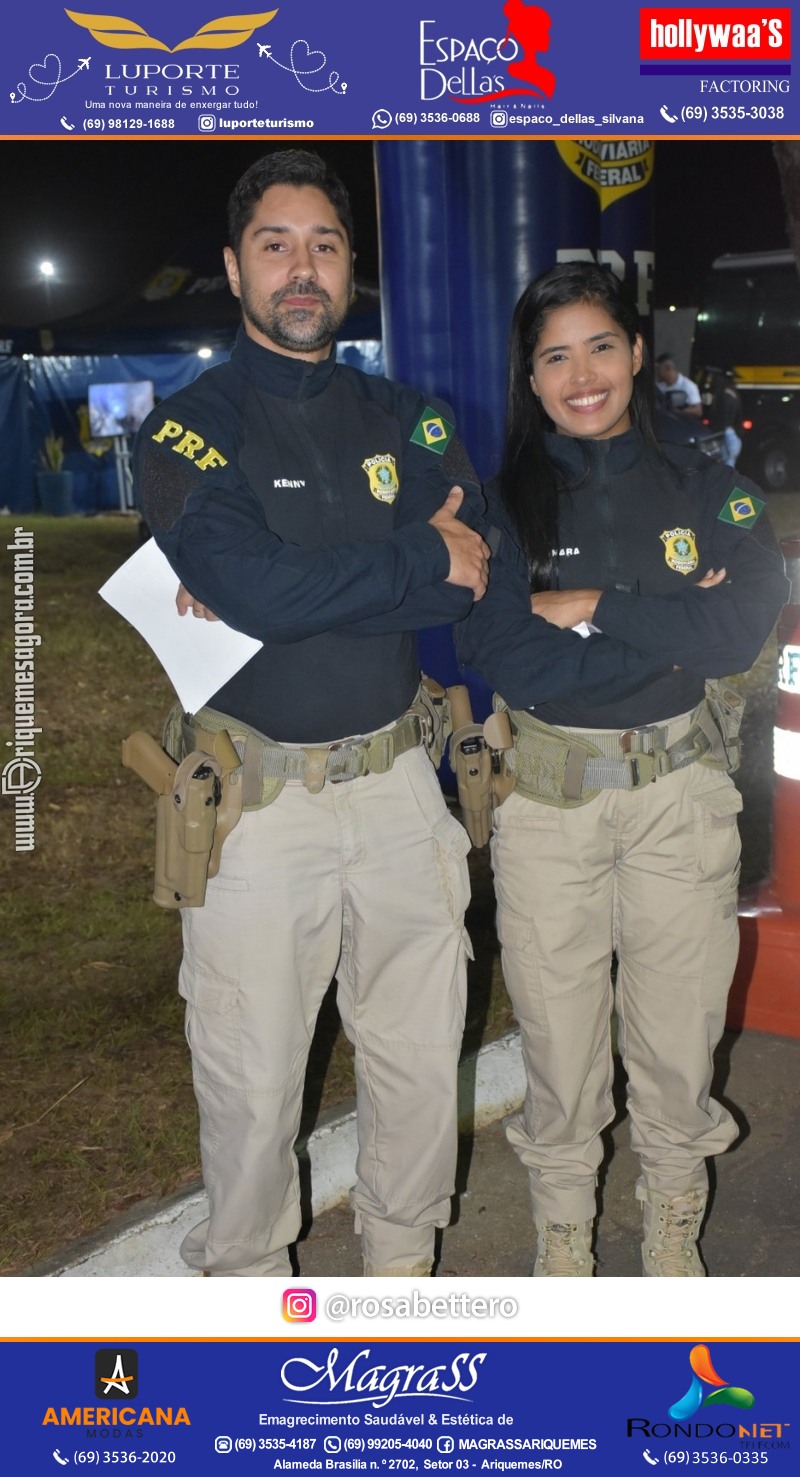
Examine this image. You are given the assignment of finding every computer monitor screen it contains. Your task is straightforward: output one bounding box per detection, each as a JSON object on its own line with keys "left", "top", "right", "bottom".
{"left": 88, "top": 381, "right": 155, "bottom": 436}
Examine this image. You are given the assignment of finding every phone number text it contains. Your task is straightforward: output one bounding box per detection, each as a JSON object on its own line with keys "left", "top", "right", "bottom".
{"left": 83, "top": 118, "right": 176, "bottom": 130}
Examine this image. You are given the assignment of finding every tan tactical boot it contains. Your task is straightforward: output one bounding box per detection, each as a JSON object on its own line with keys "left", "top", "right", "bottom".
{"left": 637, "top": 1186, "right": 707, "bottom": 1276}
{"left": 533, "top": 1220, "right": 594, "bottom": 1276}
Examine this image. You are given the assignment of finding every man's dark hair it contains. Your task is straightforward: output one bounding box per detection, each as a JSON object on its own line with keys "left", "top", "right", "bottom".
{"left": 227, "top": 149, "right": 355, "bottom": 256}
{"left": 655, "top": 353, "right": 676, "bottom": 367}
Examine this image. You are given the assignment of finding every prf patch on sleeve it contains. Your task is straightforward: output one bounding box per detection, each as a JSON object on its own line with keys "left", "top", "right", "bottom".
{"left": 410, "top": 406, "right": 454, "bottom": 455}
{"left": 151, "top": 417, "right": 228, "bottom": 472}
{"left": 717, "top": 489, "right": 765, "bottom": 528}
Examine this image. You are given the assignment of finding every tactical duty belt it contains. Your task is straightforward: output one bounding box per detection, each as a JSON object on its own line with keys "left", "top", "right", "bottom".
{"left": 507, "top": 681, "right": 743, "bottom": 809}
{"left": 176, "top": 705, "right": 426, "bottom": 806}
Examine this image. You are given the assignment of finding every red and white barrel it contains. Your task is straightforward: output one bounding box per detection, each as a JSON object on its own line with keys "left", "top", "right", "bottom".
{"left": 728, "top": 535, "right": 800, "bottom": 1036}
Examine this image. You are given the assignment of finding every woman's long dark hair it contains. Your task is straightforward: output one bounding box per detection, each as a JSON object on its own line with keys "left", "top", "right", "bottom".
{"left": 500, "top": 261, "right": 660, "bottom": 591}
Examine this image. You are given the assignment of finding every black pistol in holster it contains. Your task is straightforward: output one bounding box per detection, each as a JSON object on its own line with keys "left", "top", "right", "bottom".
{"left": 446, "top": 685, "right": 515, "bottom": 848}
{"left": 121, "top": 728, "right": 242, "bottom": 909}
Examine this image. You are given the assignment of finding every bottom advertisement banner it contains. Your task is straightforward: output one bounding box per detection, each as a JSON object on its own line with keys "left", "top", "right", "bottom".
{"left": 0, "top": 1338, "right": 795, "bottom": 1472}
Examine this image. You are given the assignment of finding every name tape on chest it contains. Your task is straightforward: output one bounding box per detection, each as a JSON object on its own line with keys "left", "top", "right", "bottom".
{"left": 717, "top": 490, "right": 765, "bottom": 528}
{"left": 151, "top": 418, "right": 228, "bottom": 472}
{"left": 660, "top": 527, "right": 698, "bottom": 575}
{"left": 362, "top": 453, "right": 399, "bottom": 504}
{"left": 410, "top": 406, "right": 454, "bottom": 456}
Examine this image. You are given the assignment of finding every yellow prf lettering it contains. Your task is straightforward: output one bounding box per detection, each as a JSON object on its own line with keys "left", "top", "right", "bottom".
{"left": 151, "top": 417, "right": 227, "bottom": 470}
{"left": 151, "top": 418, "right": 183, "bottom": 444}
{"left": 173, "top": 429, "right": 205, "bottom": 459}
{"left": 196, "top": 446, "right": 228, "bottom": 471}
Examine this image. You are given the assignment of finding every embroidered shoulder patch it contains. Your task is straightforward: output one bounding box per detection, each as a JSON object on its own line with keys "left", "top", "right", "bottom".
{"left": 410, "top": 406, "right": 454, "bottom": 455}
{"left": 717, "top": 490, "right": 765, "bottom": 528}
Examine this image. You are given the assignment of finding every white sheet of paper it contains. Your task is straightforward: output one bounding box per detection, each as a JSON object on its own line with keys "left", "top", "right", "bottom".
{"left": 98, "top": 537, "right": 262, "bottom": 712}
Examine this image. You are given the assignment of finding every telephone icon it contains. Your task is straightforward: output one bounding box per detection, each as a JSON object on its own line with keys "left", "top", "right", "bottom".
{"left": 660, "top": 105, "right": 678, "bottom": 123}
{"left": 643, "top": 1451, "right": 660, "bottom": 1467}
{"left": 53, "top": 1452, "right": 69, "bottom": 1467}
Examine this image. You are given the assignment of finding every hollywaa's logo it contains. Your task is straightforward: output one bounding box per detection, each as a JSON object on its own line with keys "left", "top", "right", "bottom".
{"left": 65, "top": 8, "right": 278, "bottom": 51}
{"left": 420, "top": 1, "right": 557, "bottom": 104}
{"left": 640, "top": 9, "right": 791, "bottom": 62}
{"left": 668, "top": 1345, "right": 755, "bottom": 1421}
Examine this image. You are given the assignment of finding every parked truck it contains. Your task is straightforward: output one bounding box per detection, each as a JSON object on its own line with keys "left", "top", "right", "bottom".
{"left": 692, "top": 248, "right": 800, "bottom": 489}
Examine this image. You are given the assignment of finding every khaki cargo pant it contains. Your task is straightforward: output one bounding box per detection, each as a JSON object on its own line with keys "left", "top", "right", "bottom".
{"left": 177, "top": 745, "right": 470, "bottom": 1276}
{"left": 492, "top": 751, "right": 741, "bottom": 1225}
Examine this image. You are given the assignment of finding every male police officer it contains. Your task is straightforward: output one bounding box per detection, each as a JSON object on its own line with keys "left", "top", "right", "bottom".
{"left": 134, "top": 150, "right": 488, "bottom": 1278}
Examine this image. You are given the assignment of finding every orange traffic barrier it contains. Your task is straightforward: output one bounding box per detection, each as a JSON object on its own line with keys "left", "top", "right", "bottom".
{"left": 728, "top": 534, "right": 800, "bottom": 1036}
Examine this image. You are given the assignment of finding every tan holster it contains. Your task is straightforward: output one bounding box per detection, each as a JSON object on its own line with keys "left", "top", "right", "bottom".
{"left": 446, "top": 684, "right": 515, "bottom": 847}
{"left": 122, "top": 725, "right": 242, "bottom": 910}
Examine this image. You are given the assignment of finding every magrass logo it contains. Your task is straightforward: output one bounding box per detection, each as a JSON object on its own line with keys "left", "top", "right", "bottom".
{"left": 668, "top": 1345, "right": 755, "bottom": 1421}
{"left": 65, "top": 8, "right": 278, "bottom": 52}
{"left": 95, "top": 1349, "right": 139, "bottom": 1399}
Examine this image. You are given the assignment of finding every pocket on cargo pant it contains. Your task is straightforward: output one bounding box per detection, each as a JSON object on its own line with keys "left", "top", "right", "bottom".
{"left": 431, "top": 811, "right": 473, "bottom": 929}
{"left": 178, "top": 936, "right": 243, "bottom": 1093}
{"left": 692, "top": 769, "right": 743, "bottom": 899}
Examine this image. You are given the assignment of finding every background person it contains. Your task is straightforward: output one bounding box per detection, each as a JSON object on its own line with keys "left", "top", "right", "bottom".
{"left": 656, "top": 352, "right": 703, "bottom": 417}
{"left": 133, "top": 149, "right": 489, "bottom": 1278}
{"left": 458, "top": 262, "right": 787, "bottom": 1277}
{"left": 701, "top": 367, "right": 744, "bottom": 468}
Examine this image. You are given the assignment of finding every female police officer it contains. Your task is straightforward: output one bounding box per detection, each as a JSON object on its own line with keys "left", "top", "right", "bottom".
{"left": 458, "top": 262, "right": 788, "bottom": 1276}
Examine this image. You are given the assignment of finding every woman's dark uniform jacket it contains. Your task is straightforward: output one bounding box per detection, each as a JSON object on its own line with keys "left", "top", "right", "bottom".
{"left": 457, "top": 429, "right": 789, "bottom": 718}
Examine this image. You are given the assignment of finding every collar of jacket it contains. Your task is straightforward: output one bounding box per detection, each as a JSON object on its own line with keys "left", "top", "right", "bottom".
{"left": 230, "top": 327, "right": 338, "bottom": 399}
{"left": 543, "top": 425, "right": 643, "bottom": 483}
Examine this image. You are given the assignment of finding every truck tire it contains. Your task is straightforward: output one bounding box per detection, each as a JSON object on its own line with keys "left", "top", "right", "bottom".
{"left": 756, "top": 437, "right": 796, "bottom": 491}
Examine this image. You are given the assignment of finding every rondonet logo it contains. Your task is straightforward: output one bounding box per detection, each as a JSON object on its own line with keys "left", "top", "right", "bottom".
{"left": 640, "top": 8, "right": 791, "bottom": 62}
{"left": 65, "top": 8, "right": 278, "bottom": 51}
{"left": 555, "top": 140, "right": 654, "bottom": 211}
{"left": 668, "top": 1345, "right": 754, "bottom": 1420}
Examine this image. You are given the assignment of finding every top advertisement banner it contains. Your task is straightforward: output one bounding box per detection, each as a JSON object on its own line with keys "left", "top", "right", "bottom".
{"left": 1, "top": 0, "right": 797, "bottom": 138}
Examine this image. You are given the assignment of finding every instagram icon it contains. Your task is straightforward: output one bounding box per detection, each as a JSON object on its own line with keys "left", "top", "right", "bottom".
{"left": 283, "top": 1288, "right": 317, "bottom": 1322}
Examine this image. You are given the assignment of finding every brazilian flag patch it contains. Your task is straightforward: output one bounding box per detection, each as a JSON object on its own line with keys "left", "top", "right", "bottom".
{"left": 717, "top": 489, "right": 765, "bottom": 528}
{"left": 410, "top": 406, "right": 454, "bottom": 455}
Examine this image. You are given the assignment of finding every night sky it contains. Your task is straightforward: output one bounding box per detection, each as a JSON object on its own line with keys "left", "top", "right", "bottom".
{"left": 0, "top": 139, "right": 789, "bottom": 333}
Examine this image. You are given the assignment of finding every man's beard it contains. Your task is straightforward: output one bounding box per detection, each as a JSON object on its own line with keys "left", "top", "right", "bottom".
{"left": 240, "top": 278, "right": 351, "bottom": 352}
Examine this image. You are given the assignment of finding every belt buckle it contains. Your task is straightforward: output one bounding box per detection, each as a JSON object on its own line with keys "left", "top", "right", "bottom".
{"left": 327, "top": 736, "right": 365, "bottom": 784}
{"left": 620, "top": 726, "right": 655, "bottom": 756}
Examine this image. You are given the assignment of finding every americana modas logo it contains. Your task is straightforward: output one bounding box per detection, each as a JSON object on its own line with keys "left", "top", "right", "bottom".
{"left": 65, "top": 8, "right": 277, "bottom": 52}
{"left": 95, "top": 1349, "right": 139, "bottom": 1399}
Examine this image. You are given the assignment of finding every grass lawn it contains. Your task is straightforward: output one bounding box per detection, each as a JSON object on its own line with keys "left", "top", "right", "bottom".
{"left": 1, "top": 496, "right": 797, "bottom": 1274}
